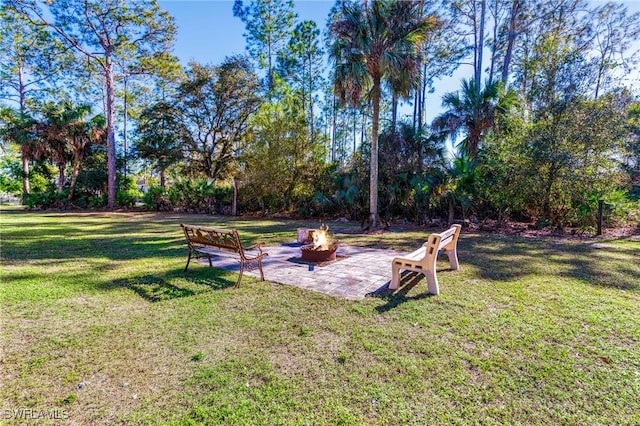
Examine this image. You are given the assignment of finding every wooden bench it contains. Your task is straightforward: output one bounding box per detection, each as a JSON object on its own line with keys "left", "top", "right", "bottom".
{"left": 180, "top": 224, "right": 268, "bottom": 288}
{"left": 390, "top": 224, "right": 461, "bottom": 295}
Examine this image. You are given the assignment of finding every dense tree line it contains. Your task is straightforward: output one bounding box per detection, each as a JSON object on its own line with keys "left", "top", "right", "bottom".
{"left": 1, "top": 0, "right": 638, "bottom": 231}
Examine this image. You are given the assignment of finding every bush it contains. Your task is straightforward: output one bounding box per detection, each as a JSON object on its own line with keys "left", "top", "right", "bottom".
{"left": 602, "top": 190, "right": 640, "bottom": 227}
{"left": 167, "top": 178, "right": 232, "bottom": 214}
{"left": 87, "top": 195, "right": 106, "bottom": 208}
{"left": 116, "top": 189, "right": 137, "bottom": 209}
{"left": 24, "top": 188, "right": 68, "bottom": 209}
{"left": 572, "top": 190, "right": 639, "bottom": 230}
{"left": 143, "top": 186, "right": 173, "bottom": 211}
{"left": 113, "top": 175, "right": 142, "bottom": 209}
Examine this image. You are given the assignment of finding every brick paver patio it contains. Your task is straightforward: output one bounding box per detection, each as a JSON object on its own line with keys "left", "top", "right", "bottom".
{"left": 203, "top": 243, "right": 407, "bottom": 300}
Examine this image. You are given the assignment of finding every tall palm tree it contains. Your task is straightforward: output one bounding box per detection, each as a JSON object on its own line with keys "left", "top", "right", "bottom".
{"left": 330, "top": 0, "right": 438, "bottom": 229}
{"left": 40, "top": 101, "right": 75, "bottom": 194}
{"left": 68, "top": 113, "right": 105, "bottom": 200}
{"left": 432, "top": 78, "right": 515, "bottom": 159}
{"left": 39, "top": 101, "right": 101, "bottom": 197}
{"left": 0, "top": 107, "right": 41, "bottom": 201}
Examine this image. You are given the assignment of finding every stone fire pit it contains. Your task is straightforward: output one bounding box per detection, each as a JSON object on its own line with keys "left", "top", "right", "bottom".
{"left": 300, "top": 242, "right": 339, "bottom": 262}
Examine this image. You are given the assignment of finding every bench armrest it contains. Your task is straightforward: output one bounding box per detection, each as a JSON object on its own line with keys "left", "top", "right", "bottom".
{"left": 246, "top": 241, "right": 266, "bottom": 252}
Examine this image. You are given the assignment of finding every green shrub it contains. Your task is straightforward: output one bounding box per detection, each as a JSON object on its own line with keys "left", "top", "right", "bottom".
{"left": 167, "top": 178, "right": 232, "bottom": 214}
{"left": 87, "top": 195, "right": 106, "bottom": 208}
{"left": 143, "top": 186, "right": 173, "bottom": 211}
{"left": 116, "top": 189, "right": 137, "bottom": 209}
{"left": 24, "top": 188, "right": 68, "bottom": 209}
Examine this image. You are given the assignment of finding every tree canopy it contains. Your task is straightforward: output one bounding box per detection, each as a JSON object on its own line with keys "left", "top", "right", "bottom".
{"left": 1, "top": 0, "right": 638, "bottom": 231}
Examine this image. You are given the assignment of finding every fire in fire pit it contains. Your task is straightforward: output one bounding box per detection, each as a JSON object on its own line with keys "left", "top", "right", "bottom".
{"left": 300, "top": 224, "right": 339, "bottom": 262}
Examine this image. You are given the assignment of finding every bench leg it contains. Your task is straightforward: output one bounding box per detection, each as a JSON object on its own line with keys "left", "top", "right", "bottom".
{"left": 445, "top": 248, "right": 459, "bottom": 270}
{"left": 257, "top": 259, "right": 265, "bottom": 281}
{"left": 235, "top": 262, "right": 244, "bottom": 288}
{"left": 390, "top": 263, "right": 401, "bottom": 289}
{"left": 425, "top": 270, "right": 440, "bottom": 295}
{"left": 184, "top": 251, "right": 192, "bottom": 272}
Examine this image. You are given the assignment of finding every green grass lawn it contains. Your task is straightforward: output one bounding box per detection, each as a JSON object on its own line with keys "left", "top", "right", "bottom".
{"left": 1, "top": 207, "right": 639, "bottom": 425}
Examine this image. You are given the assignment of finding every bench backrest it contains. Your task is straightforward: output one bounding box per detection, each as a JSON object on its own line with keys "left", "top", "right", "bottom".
{"left": 181, "top": 224, "right": 243, "bottom": 254}
{"left": 423, "top": 224, "right": 462, "bottom": 263}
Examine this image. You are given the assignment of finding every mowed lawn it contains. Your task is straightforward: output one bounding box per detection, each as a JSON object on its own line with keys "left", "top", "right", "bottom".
{"left": 1, "top": 207, "right": 639, "bottom": 425}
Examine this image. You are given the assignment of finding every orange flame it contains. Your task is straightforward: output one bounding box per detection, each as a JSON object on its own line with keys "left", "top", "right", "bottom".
{"left": 313, "top": 224, "right": 330, "bottom": 250}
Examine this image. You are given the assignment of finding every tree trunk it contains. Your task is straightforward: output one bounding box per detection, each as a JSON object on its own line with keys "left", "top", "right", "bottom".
{"left": 419, "top": 62, "right": 427, "bottom": 131}
{"left": 21, "top": 155, "right": 30, "bottom": 203}
{"left": 369, "top": 77, "right": 381, "bottom": 229}
{"left": 308, "top": 56, "right": 314, "bottom": 143}
{"left": 361, "top": 108, "right": 366, "bottom": 147}
{"left": 105, "top": 53, "right": 117, "bottom": 209}
{"left": 594, "top": 57, "right": 605, "bottom": 100}
{"left": 415, "top": 0, "right": 425, "bottom": 132}
{"left": 232, "top": 177, "right": 238, "bottom": 216}
{"left": 476, "top": 0, "right": 487, "bottom": 90}
{"left": 391, "top": 92, "right": 398, "bottom": 131}
{"left": 352, "top": 107, "right": 357, "bottom": 154}
{"left": 19, "top": 68, "right": 29, "bottom": 202}
{"left": 413, "top": 88, "right": 418, "bottom": 131}
{"left": 58, "top": 163, "right": 65, "bottom": 194}
{"left": 123, "top": 77, "right": 128, "bottom": 179}
{"left": 448, "top": 197, "right": 455, "bottom": 227}
{"left": 331, "top": 93, "right": 337, "bottom": 162}
{"left": 502, "top": 0, "right": 520, "bottom": 85}
{"left": 488, "top": 0, "right": 498, "bottom": 84}
{"left": 267, "top": 35, "right": 273, "bottom": 93}
{"left": 68, "top": 155, "right": 81, "bottom": 201}
{"left": 160, "top": 169, "right": 166, "bottom": 188}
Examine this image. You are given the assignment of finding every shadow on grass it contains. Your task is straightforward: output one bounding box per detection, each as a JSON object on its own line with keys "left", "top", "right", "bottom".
{"left": 111, "top": 269, "right": 236, "bottom": 303}
{"left": 1, "top": 210, "right": 275, "bottom": 262}
{"left": 368, "top": 272, "right": 435, "bottom": 313}
{"left": 460, "top": 233, "right": 639, "bottom": 291}
{"left": 4, "top": 210, "right": 638, "bottom": 295}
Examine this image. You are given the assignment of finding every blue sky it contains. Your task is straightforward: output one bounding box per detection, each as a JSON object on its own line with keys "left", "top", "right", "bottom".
{"left": 158, "top": 0, "right": 453, "bottom": 124}
{"left": 159, "top": 0, "right": 333, "bottom": 66}
{"left": 158, "top": 0, "right": 640, "bottom": 125}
